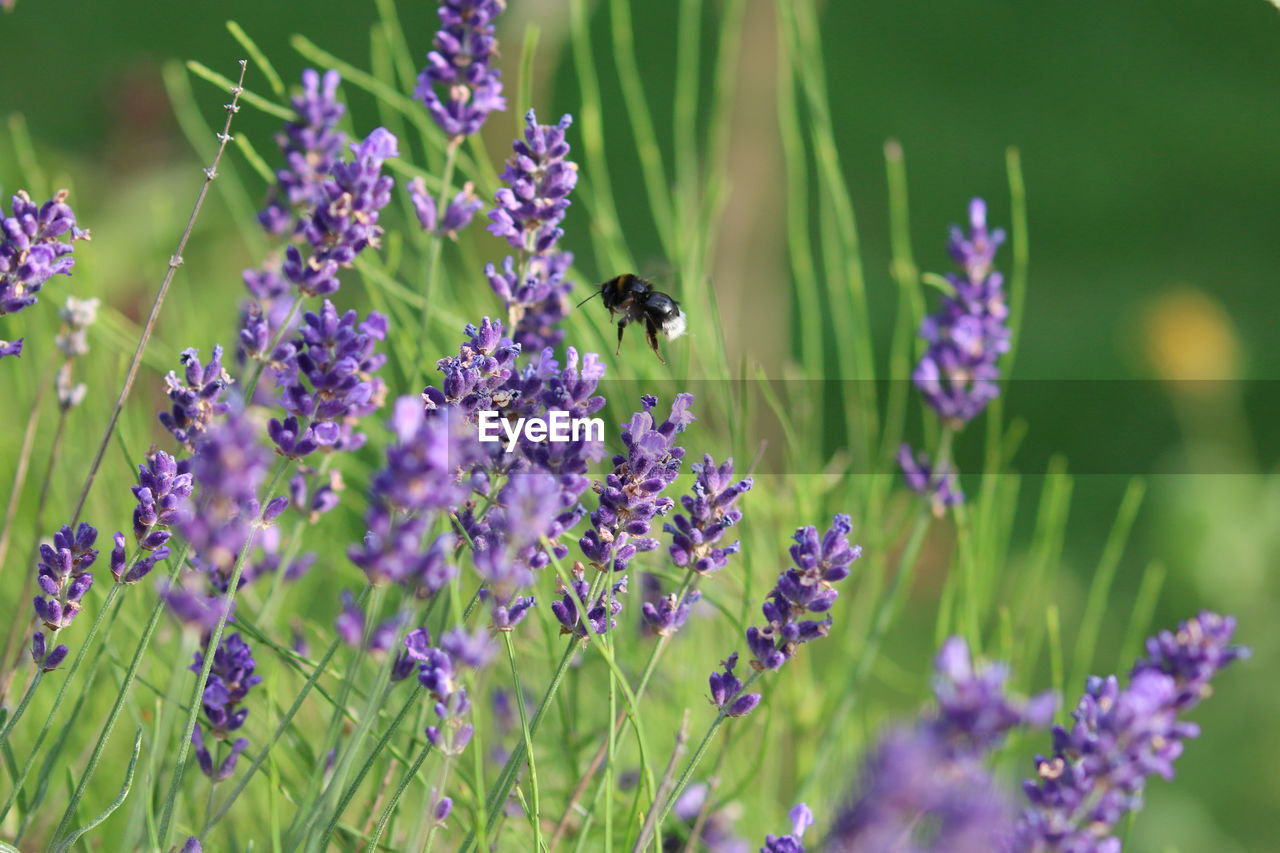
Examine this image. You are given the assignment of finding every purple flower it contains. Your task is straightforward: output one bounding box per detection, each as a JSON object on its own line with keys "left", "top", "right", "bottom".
{"left": 423, "top": 317, "right": 522, "bottom": 417}
{"left": 191, "top": 724, "right": 249, "bottom": 784}
{"left": 708, "top": 653, "right": 761, "bottom": 718}
{"left": 191, "top": 632, "right": 261, "bottom": 734}
{"left": 441, "top": 626, "right": 497, "bottom": 669}
{"left": 180, "top": 837, "right": 202, "bottom": 853}
{"left": 268, "top": 300, "right": 388, "bottom": 457}
{"left": 666, "top": 455, "right": 752, "bottom": 574}
{"left": 826, "top": 727, "right": 1013, "bottom": 853}
{"left": 1011, "top": 611, "right": 1247, "bottom": 853}
{"left": 912, "top": 199, "right": 1009, "bottom": 426}
{"left": 180, "top": 411, "right": 277, "bottom": 591}
{"left": 415, "top": 0, "right": 506, "bottom": 138}
{"left": 0, "top": 189, "right": 89, "bottom": 318}
{"left": 898, "top": 444, "right": 963, "bottom": 516}
{"left": 551, "top": 563, "right": 628, "bottom": 638}
{"left": 159, "top": 578, "right": 234, "bottom": 634}
{"left": 641, "top": 589, "right": 701, "bottom": 637}
{"left": 236, "top": 267, "right": 301, "bottom": 378}
{"left": 409, "top": 177, "right": 482, "bottom": 238}
{"left": 0, "top": 338, "right": 22, "bottom": 359}
{"left": 404, "top": 628, "right": 478, "bottom": 755}
{"left": 348, "top": 398, "right": 479, "bottom": 589}
{"left": 284, "top": 128, "right": 398, "bottom": 297}
{"left": 579, "top": 394, "right": 695, "bottom": 573}
{"left": 31, "top": 523, "right": 99, "bottom": 667}
{"left": 931, "top": 636, "right": 1056, "bottom": 756}
{"left": 762, "top": 803, "right": 814, "bottom": 853}
{"left": 744, "top": 515, "right": 860, "bottom": 672}
{"left": 158, "top": 346, "right": 233, "bottom": 451}
{"left": 485, "top": 111, "right": 578, "bottom": 351}
{"left": 110, "top": 532, "right": 170, "bottom": 585}
{"left": 259, "top": 69, "right": 348, "bottom": 235}
{"left": 132, "top": 449, "right": 194, "bottom": 550}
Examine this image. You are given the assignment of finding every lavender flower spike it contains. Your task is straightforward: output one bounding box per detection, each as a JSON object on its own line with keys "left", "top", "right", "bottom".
{"left": 745, "top": 514, "right": 861, "bottom": 671}
{"left": 0, "top": 189, "right": 89, "bottom": 318}
{"left": 158, "top": 346, "right": 233, "bottom": 451}
{"left": 912, "top": 198, "right": 1009, "bottom": 427}
{"left": 31, "top": 523, "right": 99, "bottom": 670}
{"left": 1011, "top": 611, "right": 1247, "bottom": 853}
{"left": 409, "top": 177, "right": 482, "bottom": 239}
{"left": 827, "top": 636, "right": 1049, "bottom": 853}
{"left": 284, "top": 128, "right": 398, "bottom": 297}
{"left": 579, "top": 393, "right": 695, "bottom": 573}
{"left": 762, "top": 803, "right": 814, "bottom": 853}
{"left": 259, "top": 69, "right": 348, "bottom": 235}
{"left": 897, "top": 444, "right": 963, "bottom": 516}
{"left": 486, "top": 111, "right": 579, "bottom": 351}
{"left": 416, "top": 0, "right": 507, "bottom": 138}
{"left": 708, "top": 652, "right": 761, "bottom": 718}
{"left": 666, "top": 454, "right": 752, "bottom": 574}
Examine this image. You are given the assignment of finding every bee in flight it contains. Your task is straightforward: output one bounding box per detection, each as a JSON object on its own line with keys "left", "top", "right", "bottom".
{"left": 578, "top": 273, "right": 687, "bottom": 364}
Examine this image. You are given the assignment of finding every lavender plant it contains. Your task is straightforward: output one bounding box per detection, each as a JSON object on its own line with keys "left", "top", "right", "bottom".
{"left": 0, "top": 3, "right": 1259, "bottom": 852}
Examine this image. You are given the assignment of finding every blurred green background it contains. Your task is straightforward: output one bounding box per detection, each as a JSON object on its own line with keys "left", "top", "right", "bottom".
{"left": 2, "top": 0, "right": 1278, "bottom": 849}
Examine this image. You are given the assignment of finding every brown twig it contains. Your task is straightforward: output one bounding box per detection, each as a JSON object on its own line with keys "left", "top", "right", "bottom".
{"left": 631, "top": 710, "right": 691, "bottom": 853}
{"left": 68, "top": 59, "right": 249, "bottom": 527}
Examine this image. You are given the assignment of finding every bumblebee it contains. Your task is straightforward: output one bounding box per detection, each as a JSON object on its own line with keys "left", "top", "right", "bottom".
{"left": 579, "top": 273, "right": 687, "bottom": 364}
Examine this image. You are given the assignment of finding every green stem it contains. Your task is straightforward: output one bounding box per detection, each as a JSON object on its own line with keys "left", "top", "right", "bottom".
{"left": 364, "top": 740, "right": 433, "bottom": 852}
{"left": 316, "top": 684, "right": 424, "bottom": 847}
{"left": 634, "top": 671, "right": 762, "bottom": 852}
{"left": 503, "top": 632, "right": 542, "bottom": 850}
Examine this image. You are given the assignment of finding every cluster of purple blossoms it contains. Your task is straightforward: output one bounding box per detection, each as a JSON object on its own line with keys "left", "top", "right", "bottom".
{"left": 827, "top": 637, "right": 1052, "bottom": 853}
{"left": 708, "top": 652, "right": 761, "bottom": 718}
{"left": 641, "top": 588, "right": 700, "bottom": 636}
{"left": 30, "top": 523, "right": 99, "bottom": 672}
{"left": 762, "top": 804, "right": 815, "bottom": 853}
{"left": 409, "top": 177, "right": 483, "bottom": 239}
{"left": 486, "top": 111, "right": 578, "bottom": 352}
{"left": 579, "top": 394, "right": 695, "bottom": 573}
{"left": 282, "top": 128, "right": 398, "bottom": 298}
{"left": 0, "top": 189, "right": 89, "bottom": 359}
{"left": 424, "top": 317, "right": 522, "bottom": 418}
{"left": 267, "top": 300, "right": 388, "bottom": 458}
{"left": 159, "top": 346, "right": 234, "bottom": 451}
{"left": 912, "top": 198, "right": 1009, "bottom": 427}
{"left": 259, "top": 69, "right": 348, "bottom": 235}
{"left": 744, "top": 514, "right": 861, "bottom": 672}
{"left": 190, "top": 632, "right": 261, "bottom": 782}
{"left": 132, "top": 449, "right": 193, "bottom": 550}
{"left": 667, "top": 455, "right": 752, "bottom": 574}
{"left": 178, "top": 411, "right": 288, "bottom": 594}
{"left": 552, "top": 563, "right": 628, "bottom": 638}
{"left": 347, "top": 398, "right": 479, "bottom": 593}
{"left": 1011, "top": 612, "right": 1247, "bottom": 853}
{"left": 897, "top": 444, "right": 963, "bottom": 517}
{"left": 404, "top": 628, "right": 478, "bottom": 755}
{"left": 416, "top": 0, "right": 506, "bottom": 138}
